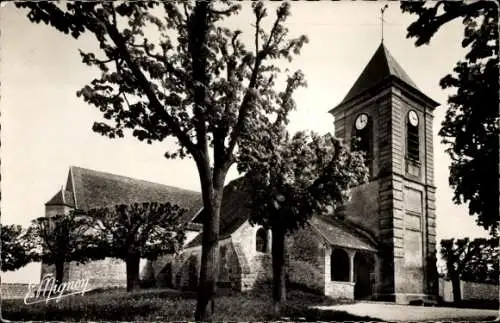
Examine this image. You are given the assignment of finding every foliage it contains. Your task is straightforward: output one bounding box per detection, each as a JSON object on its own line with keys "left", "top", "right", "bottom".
{"left": 239, "top": 131, "right": 368, "bottom": 232}
{"left": 441, "top": 237, "right": 499, "bottom": 284}
{"left": 86, "top": 202, "right": 186, "bottom": 291}
{"left": 401, "top": 1, "right": 499, "bottom": 234}
{"left": 237, "top": 130, "right": 367, "bottom": 315}
{"left": 87, "top": 202, "right": 186, "bottom": 260}
{"left": 2, "top": 287, "right": 373, "bottom": 322}
{"left": 1, "top": 224, "right": 35, "bottom": 272}
{"left": 16, "top": 1, "right": 308, "bottom": 318}
{"left": 26, "top": 212, "right": 103, "bottom": 283}
{"left": 286, "top": 259, "right": 323, "bottom": 294}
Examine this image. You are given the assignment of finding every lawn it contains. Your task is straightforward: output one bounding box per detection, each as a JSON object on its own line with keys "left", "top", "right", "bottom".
{"left": 3, "top": 286, "right": 378, "bottom": 321}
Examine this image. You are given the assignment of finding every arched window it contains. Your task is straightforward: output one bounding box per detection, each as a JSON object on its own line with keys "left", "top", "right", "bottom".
{"left": 331, "top": 249, "right": 350, "bottom": 282}
{"left": 256, "top": 228, "right": 268, "bottom": 253}
{"left": 352, "top": 113, "right": 373, "bottom": 174}
{"left": 407, "top": 110, "right": 420, "bottom": 161}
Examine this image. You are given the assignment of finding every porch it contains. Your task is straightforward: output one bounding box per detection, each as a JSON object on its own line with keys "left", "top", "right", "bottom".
{"left": 308, "top": 216, "right": 379, "bottom": 301}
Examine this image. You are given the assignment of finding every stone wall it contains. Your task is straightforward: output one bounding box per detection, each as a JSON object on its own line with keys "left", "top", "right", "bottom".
{"left": 231, "top": 221, "right": 260, "bottom": 266}
{"left": 154, "top": 237, "right": 251, "bottom": 291}
{"left": 67, "top": 258, "right": 127, "bottom": 289}
{"left": 45, "top": 204, "right": 73, "bottom": 218}
{"left": 287, "top": 225, "right": 325, "bottom": 293}
{"left": 325, "top": 281, "right": 355, "bottom": 299}
{"left": 154, "top": 221, "right": 276, "bottom": 292}
{"left": 342, "top": 181, "right": 380, "bottom": 237}
{"left": 439, "top": 278, "right": 499, "bottom": 302}
{"left": 1, "top": 283, "right": 31, "bottom": 299}
{"left": 462, "top": 281, "right": 499, "bottom": 301}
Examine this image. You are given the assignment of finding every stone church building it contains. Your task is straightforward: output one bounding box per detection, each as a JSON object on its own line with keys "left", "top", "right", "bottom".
{"left": 43, "top": 43, "right": 438, "bottom": 304}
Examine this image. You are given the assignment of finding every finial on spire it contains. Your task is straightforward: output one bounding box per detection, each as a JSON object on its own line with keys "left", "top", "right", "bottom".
{"left": 380, "top": 4, "right": 389, "bottom": 43}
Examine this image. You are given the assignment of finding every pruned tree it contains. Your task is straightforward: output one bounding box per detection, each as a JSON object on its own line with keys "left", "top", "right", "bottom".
{"left": 86, "top": 202, "right": 186, "bottom": 292}
{"left": 26, "top": 212, "right": 102, "bottom": 285}
{"left": 1, "top": 224, "right": 35, "bottom": 272}
{"left": 15, "top": 2, "right": 307, "bottom": 319}
{"left": 459, "top": 238, "right": 499, "bottom": 285}
{"left": 237, "top": 131, "right": 368, "bottom": 316}
{"left": 401, "top": 1, "right": 499, "bottom": 235}
{"left": 440, "top": 237, "right": 499, "bottom": 304}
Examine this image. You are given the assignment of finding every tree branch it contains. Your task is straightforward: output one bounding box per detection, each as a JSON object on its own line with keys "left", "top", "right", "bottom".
{"left": 101, "top": 5, "right": 197, "bottom": 155}
{"left": 224, "top": 6, "right": 280, "bottom": 168}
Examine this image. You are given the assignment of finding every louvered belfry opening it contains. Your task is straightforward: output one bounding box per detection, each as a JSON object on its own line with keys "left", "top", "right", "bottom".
{"left": 351, "top": 118, "right": 373, "bottom": 174}
{"left": 407, "top": 119, "right": 419, "bottom": 161}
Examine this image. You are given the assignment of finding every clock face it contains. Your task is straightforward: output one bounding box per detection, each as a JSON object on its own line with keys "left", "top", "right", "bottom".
{"left": 408, "top": 110, "right": 419, "bottom": 127}
{"left": 355, "top": 113, "right": 369, "bottom": 130}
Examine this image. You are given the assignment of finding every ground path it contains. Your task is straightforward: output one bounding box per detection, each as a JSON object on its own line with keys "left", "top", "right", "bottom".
{"left": 314, "top": 301, "right": 499, "bottom": 321}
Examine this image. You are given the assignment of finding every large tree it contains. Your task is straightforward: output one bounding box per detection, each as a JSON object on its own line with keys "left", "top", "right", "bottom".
{"left": 440, "top": 237, "right": 499, "bottom": 304}
{"left": 86, "top": 202, "right": 186, "bottom": 292}
{"left": 27, "top": 212, "right": 102, "bottom": 285}
{"left": 1, "top": 224, "right": 35, "bottom": 272}
{"left": 237, "top": 131, "right": 368, "bottom": 315}
{"left": 15, "top": 2, "right": 307, "bottom": 319}
{"left": 401, "top": 1, "right": 499, "bottom": 234}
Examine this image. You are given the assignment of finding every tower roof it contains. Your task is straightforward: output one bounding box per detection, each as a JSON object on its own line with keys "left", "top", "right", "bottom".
{"left": 335, "top": 43, "right": 432, "bottom": 108}
{"left": 45, "top": 188, "right": 74, "bottom": 207}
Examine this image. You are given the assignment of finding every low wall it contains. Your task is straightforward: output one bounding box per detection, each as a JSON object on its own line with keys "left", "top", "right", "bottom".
{"left": 439, "top": 278, "right": 499, "bottom": 302}
{"left": 325, "top": 281, "right": 355, "bottom": 300}
{"left": 462, "top": 280, "right": 499, "bottom": 301}
{"left": 2, "top": 283, "right": 31, "bottom": 299}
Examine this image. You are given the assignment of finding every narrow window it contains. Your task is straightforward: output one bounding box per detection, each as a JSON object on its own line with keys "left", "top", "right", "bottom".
{"left": 352, "top": 113, "right": 373, "bottom": 174}
{"left": 256, "top": 228, "right": 268, "bottom": 253}
{"left": 407, "top": 110, "right": 419, "bottom": 161}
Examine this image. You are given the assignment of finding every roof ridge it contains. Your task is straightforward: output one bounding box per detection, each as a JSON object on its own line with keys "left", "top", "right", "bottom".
{"left": 69, "top": 165, "right": 201, "bottom": 194}
{"left": 381, "top": 44, "right": 419, "bottom": 90}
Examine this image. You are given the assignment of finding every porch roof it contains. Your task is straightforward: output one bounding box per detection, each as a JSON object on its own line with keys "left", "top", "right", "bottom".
{"left": 309, "top": 215, "right": 377, "bottom": 253}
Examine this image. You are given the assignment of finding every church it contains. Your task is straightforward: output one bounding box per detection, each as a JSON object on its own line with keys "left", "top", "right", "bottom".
{"left": 43, "top": 42, "right": 439, "bottom": 304}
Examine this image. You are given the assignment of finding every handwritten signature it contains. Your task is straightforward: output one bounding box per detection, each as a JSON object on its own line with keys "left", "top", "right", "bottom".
{"left": 24, "top": 273, "right": 91, "bottom": 305}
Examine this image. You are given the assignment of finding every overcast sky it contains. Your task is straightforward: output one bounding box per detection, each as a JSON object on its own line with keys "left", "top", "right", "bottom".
{"left": 1, "top": 2, "right": 489, "bottom": 283}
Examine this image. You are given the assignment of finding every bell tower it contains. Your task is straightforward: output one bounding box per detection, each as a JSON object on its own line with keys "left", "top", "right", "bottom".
{"left": 329, "top": 43, "right": 439, "bottom": 304}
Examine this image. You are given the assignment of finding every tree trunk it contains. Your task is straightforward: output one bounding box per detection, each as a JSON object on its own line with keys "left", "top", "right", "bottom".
{"left": 194, "top": 155, "right": 226, "bottom": 322}
{"left": 55, "top": 258, "right": 65, "bottom": 285}
{"left": 271, "top": 225, "right": 287, "bottom": 318}
{"left": 451, "top": 274, "right": 462, "bottom": 305}
{"left": 195, "top": 190, "right": 222, "bottom": 321}
{"left": 126, "top": 255, "right": 141, "bottom": 292}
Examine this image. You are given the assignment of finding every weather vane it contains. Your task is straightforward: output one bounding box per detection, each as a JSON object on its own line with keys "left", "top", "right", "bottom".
{"left": 381, "top": 4, "right": 389, "bottom": 43}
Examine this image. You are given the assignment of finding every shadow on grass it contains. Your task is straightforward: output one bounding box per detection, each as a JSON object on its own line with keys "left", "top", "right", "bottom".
{"left": 3, "top": 286, "right": 379, "bottom": 322}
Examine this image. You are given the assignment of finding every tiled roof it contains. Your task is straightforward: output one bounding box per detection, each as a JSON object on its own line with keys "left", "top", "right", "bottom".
{"left": 187, "top": 178, "right": 378, "bottom": 252}
{"left": 309, "top": 215, "right": 377, "bottom": 252}
{"left": 186, "top": 177, "right": 249, "bottom": 248}
{"left": 338, "top": 43, "right": 419, "bottom": 107}
{"left": 45, "top": 189, "right": 75, "bottom": 207}
{"left": 49, "top": 166, "right": 203, "bottom": 224}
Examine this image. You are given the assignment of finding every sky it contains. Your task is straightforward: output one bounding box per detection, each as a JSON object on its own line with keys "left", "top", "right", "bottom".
{"left": 0, "top": 2, "right": 490, "bottom": 283}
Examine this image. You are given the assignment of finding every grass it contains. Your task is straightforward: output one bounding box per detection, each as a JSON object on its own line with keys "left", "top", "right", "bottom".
{"left": 3, "top": 286, "right": 378, "bottom": 322}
